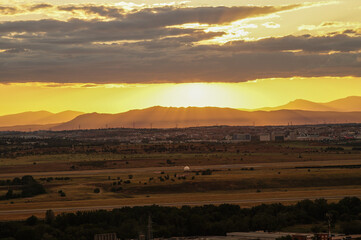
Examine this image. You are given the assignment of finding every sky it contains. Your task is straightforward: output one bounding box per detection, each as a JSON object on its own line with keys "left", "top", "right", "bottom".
{"left": 0, "top": 0, "right": 360, "bottom": 115}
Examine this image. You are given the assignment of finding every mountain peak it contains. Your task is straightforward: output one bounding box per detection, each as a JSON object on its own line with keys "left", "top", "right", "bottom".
{"left": 0, "top": 96, "right": 361, "bottom": 131}
{"left": 259, "top": 96, "right": 361, "bottom": 112}
{"left": 0, "top": 110, "right": 83, "bottom": 127}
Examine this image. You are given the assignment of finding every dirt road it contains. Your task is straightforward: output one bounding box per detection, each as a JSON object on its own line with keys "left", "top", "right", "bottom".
{"left": 1, "top": 159, "right": 360, "bottom": 178}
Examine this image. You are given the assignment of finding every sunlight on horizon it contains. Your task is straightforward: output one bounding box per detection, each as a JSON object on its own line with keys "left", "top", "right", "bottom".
{"left": 0, "top": 77, "right": 361, "bottom": 115}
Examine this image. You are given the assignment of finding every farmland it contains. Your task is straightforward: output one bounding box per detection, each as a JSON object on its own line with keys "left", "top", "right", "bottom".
{"left": 0, "top": 138, "right": 361, "bottom": 220}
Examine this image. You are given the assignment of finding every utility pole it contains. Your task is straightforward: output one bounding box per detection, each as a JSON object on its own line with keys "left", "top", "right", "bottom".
{"left": 147, "top": 214, "right": 153, "bottom": 240}
{"left": 326, "top": 213, "right": 332, "bottom": 240}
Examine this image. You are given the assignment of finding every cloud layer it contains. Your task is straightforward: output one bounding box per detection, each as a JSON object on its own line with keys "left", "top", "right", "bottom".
{"left": 0, "top": 3, "right": 360, "bottom": 83}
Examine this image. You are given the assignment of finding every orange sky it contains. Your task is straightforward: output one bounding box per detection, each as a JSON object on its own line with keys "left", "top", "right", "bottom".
{"left": 0, "top": 77, "right": 360, "bottom": 115}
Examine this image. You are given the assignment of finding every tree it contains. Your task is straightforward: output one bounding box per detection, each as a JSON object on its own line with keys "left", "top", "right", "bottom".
{"left": 26, "top": 215, "right": 38, "bottom": 226}
{"left": 5, "top": 189, "right": 13, "bottom": 199}
{"left": 15, "top": 227, "right": 38, "bottom": 240}
{"left": 41, "top": 233, "right": 57, "bottom": 240}
{"left": 341, "top": 220, "right": 361, "bottom": 234}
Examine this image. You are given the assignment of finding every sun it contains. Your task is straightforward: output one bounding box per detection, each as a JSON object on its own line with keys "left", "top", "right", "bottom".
{"left": 164, "top": 83, "right": 232, "bottom": 108}
{"left": 185, "top": 83, "right": 207, "bottom": 102}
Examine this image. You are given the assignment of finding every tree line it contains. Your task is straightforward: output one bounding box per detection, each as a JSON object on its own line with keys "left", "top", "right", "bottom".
{"left": 0, "top": 175, "right": 45, "bottom": 200}
{"left": 0, "top": 197, "right": 361, "bottom": 240}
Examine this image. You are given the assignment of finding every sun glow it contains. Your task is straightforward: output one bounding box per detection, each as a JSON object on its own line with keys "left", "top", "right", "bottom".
{"left": 179, "top": 83, "right": 210, "bottom": 105}
{"left": 157, "top": 83, "right": 245, "bottom": 109}
{"left": 0, "top": 77, "right": 361, "bottom": 116}
{"left": 185, "top": 83, "right": 206, "bottom": 101}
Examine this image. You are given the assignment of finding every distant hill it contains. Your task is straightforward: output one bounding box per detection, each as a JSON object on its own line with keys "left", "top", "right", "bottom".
{"left": 0, "top": 123, "right": 59, "bottom": 132}
{"left": 0, "top": 111, "right": 83, "bottom": 127}
{"left": 258, "top": 96, "right": 361, "bottom": 112}
{"left": 1, "top": 96, "right": 361, "bottom": 131}
{"left": 326, "top": 96, "right": 361, "bottom": 111}
{"left": 48, "top": 106, "right": 361, "bottom": 130}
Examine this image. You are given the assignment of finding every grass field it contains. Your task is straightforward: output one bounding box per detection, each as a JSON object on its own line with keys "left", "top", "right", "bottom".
{"left": 1, "top": 150, "right": 361, "bottom": 174}
{"left": 1, "top": 160, "right": 361, "bottom": 220}
{"left": 0, "top": 141, "right": 360, "bottom": 220}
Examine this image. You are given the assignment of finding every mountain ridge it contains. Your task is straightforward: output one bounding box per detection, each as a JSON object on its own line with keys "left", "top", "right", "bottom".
{"left": 0, "top": 110, "right": 84, "bottom": 127}
{"left": 254, "top": 96, "right": 361, "bottom": 112}
{"left": 0, "top": 96, "right": 360, "bottom": 131}
{"left": 1, "top": 107, "right": 360, "bottom": 131}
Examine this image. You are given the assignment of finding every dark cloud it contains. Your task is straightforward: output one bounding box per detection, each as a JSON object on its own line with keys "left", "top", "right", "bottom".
{"left": 0, "top": 3, "right": 360, "bottom": 83}
{"left": 0, "top": 18, "right": 220, "bottom": 45}
{"left": 343, "top": 29, "right": 357, "bottom": 34}
{"left": 123, "top": 5, "right": 301, "bottom": 26}
{"left": 28, "top": 4, "right": 52, "bottom": 11}
{"left": 0, "top": 4, "right": 52, "bottom": 15}
{"left": 0, "top": 4, "right": 301, "bottom": 47}
{"left": 55, "top": 4, "right": 300, "bottom": 24}
{"left": 224, "top": 34, "right": 361, "bottom": 53}
{"left": 57, "top": 5, "right": 124, "bottom": 19}
{"left": 1, "top": 52, "right": 360, "bottom": 83}
{"left": 1, "top": 34, "right": 360, "bottom": 83}
{"left": 342, "top": 29, "right": 361, "bottom": 36}
{"left": 0, "top": 6, "right": 19, "bottom": 15}
{"left": 321, "top": 22, "right": 337, "bottom": 27}
{"left": 0, "top": 4, "right": 301, "bottom": 34}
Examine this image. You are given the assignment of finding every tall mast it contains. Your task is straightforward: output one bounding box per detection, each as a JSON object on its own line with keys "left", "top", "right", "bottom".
{"left": 147, "top": 214, "right": 153, "bottom": 240}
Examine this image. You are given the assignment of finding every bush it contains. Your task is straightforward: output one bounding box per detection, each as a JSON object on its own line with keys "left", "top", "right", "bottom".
{"left": 201, "top": 169, "right": 212, "bottom": 175}
{"left": 25, "top": 215, "right": 38, "bottom": 226}
{"left": 276, "top": 236, "right": 292, "bottom": 240}
{"left": 341, "top": 220, "right": 361, "bottom": 234}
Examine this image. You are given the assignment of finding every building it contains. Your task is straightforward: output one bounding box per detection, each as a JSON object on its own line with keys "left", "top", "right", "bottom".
{"left": 275, "top": 135, "right": 285, "bottom": 142}
{"left": 251, "top": 135, "right": 260, "bottom": 142}
{"left": 292, "top": 234, "right": 313, "bottom": 240}
{"left": 315, "top": 233, "right": 329, "bottom": 240}
{"left": 94, "top": 233, "right": 119, "bottom": 240}
{"left": 260, "top": 134, "right": 271, "bottom": 141}
{"left": 227, "top": 232, "right": 293, "bottom": 240}
{"left": 271, "top": 132, "right": 285, "bottom": 141}
{"left": 232, "top": 134, "right": 251, "bottom": 141}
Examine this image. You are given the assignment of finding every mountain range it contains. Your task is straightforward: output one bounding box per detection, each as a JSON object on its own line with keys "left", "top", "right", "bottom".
{"left": 0, "top": 96, "right": 360, "bottom": 131}
{"left": 254, "top": 96, "right": 361, "bottom": 112}
{"left": 0, "top": 111, "right": 83, "bottom": 127}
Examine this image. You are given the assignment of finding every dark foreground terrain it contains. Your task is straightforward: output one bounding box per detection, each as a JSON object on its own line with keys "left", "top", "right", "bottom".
{"left": 1, "top": 197, "right": 361, "bottom": 240}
